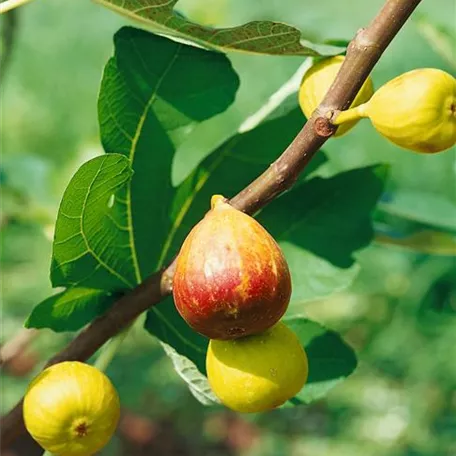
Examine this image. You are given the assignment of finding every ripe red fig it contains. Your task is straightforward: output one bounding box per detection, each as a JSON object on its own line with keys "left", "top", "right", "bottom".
{"left": 173, "top": 195, "right": 291, "bottom": 340}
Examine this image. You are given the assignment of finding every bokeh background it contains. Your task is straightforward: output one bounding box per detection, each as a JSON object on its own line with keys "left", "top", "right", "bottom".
{"left": 1, "top": 0, "right": 455, "bottom": 455}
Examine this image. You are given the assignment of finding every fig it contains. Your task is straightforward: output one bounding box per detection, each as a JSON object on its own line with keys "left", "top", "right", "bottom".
{"left": 23, "top": 361, "right": 120, "bottom": 456}
{"left": 298, "top": 56, "right": 374, "bottom": 136}
{"left": 173, "top": 195, "right": 291, "bottom": 340}
{"left": 334, "top": 68, "right": 456, "bottom": 153}
{"left": 206, "top": 321, "right": 308, "bottom": 413}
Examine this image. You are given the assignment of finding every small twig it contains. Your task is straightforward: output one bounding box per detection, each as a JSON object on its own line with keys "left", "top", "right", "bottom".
{"left": 0, "top": 329, "right": 38, "bottom": 367}
{"left": 0, "top": 0, "right": 423, "bottom": 447}
{"left": 0, "top": 0, "right": 33, "bottom": 14}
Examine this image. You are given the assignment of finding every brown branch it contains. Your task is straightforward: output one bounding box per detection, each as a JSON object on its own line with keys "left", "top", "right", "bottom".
{"left": 0, "top": 0, "right": 422, "bottom": 447}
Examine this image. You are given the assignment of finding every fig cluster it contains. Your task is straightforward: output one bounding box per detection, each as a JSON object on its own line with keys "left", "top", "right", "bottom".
{"left": 299, "top": 56, "right": 374, "bottom": 136}
{"left": 173, "top": 195, "right": 308, "bottom": 412}
{"left": 299, "top": 57, "right": 456, "bottom": 153}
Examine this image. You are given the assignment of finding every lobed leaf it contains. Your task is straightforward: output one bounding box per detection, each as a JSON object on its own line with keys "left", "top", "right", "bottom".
{"left": 259, "top": 165, "right": 389, "bottom": 268}
{"left": 258, "top": 165, "right": 388, "bottom": 305}
{"left": 99, "top": 26, "right": 240, "bottom": 279}
{"left": 37, "top": 26, "right": 240, "bottom": 332}
{"left": 94, "top": 0, "right": 343, "bottom": 57}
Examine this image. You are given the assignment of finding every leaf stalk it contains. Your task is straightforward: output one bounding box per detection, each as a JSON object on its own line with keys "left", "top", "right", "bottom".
{"left": 0, "top": 0, "right": 34, "bottom": 14}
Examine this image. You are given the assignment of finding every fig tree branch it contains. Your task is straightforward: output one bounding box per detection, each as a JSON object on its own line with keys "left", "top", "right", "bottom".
{"left": 0, "top": 0, "right": 422, "bottom": 447}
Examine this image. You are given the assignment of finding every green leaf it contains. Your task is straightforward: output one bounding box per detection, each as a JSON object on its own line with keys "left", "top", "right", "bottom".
{"left": 172, "top": 67, "right": 314, "bottom": 187}
{"left": 99, "top": 26, "right": 240, "bottom": 279}
{"left": 51, "top": 154, "right": 135, "bottom": 290}
{"left": 145, "top": 297, "right": 208, "bottom": 373}
{"left": 257, "top": 165, "right": 388, "bottom": 305}
{"left": 94, "top": 0, "right": 343, "bottom": 57}
{"left": 161, "top": 342, "right": 220, "bottom": 405}
{"left": 259, "top": 165, "right": 389, "bottom": 269}
{"left": 25, "top": 288, "right": 118, "bottom": 332}
{"left": 379, "top": 189, "right": 456, "bottom": 232}
{"left": 46, "top": 19, "right": 242, "bottom": 328}
{"left": 280, "top": 243, "right": 360, "bottom": 306}
{"left": 144, "top": 298, "right": 214, "bottom": 404}
{"left": 283, "top": 315, "right": 358, "bottom": 404}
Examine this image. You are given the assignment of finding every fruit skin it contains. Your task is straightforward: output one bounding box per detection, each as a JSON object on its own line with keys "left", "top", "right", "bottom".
{"left": 23, "top": 361, "right": 120, "bottom": 456}
{"left": 206, "top": 321, "right": 308, "bottom": 413}
{"left": 361, "top": 68, "right": 456, "bottom": 153}
{"left": 298, "top": 56, "right": 374, "bottom": 136}
{"left": 173, "top": 195, "right": 291, "bottom": 340}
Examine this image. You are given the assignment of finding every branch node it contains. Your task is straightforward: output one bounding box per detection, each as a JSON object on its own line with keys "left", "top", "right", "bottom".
{"left": 314, "top": 117, "right": 335, "bottom": 137}
{"left": 350, "top": 27, "right": 382, "bottom": 54}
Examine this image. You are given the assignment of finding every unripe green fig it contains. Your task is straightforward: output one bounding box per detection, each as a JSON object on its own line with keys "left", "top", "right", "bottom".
{"left": 206, "top": 322, "right": 308, "bottom": 413}
{"left": 299, "top": 56, "right": 374, "bottom": 136}
{"left": 173, "top": 195, "right": 291, "bottom": 340}
{"left": 335, "top": 68, "right": 456, "bottom": 153}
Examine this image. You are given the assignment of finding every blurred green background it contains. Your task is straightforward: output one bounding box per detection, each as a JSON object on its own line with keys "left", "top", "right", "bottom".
{"left": 1, "top": 1, "right": 455, "bottom": 455}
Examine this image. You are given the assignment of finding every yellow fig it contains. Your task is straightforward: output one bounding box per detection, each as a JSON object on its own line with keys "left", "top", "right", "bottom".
{"left": 206, "top": 322, "right": 308, "bottom": 413}
{"left": 298, "top": 56, "right": 374, "bottom": 136}
{"left": 335, "top": 68, "right": 456, "bottom": 153}
{"left": 23, "top": 361, "right": 120, "bottom": 456}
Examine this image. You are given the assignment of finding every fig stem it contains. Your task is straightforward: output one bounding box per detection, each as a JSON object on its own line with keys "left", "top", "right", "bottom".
{"left": 210, "top": 194, "right": 227, "bottom": 209}
{"left": 332, "top": 104, "right": 369, "bottom": 125}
